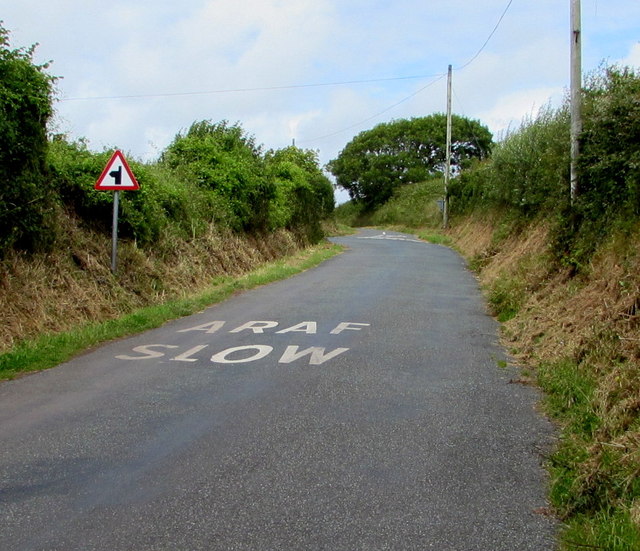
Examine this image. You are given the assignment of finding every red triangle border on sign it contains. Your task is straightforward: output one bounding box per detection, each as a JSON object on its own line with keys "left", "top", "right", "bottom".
{"left": 94, "top": 150, "right": 140, "bottom": 191}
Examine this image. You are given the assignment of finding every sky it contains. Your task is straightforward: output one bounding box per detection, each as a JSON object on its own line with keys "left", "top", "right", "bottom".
{"left": 3, "top": 0, "right": 640, "bottom": 203}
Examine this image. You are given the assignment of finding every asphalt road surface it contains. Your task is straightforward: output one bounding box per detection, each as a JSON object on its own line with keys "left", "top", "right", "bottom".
{"left": 0, "top": 229, "right": 556, "bottom": 550}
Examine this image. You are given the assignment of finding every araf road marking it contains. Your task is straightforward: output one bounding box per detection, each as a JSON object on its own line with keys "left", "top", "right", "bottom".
{"left": 275, "top": 321, "right": 317, "bottom": 334}
{"left": 176, "top": 320, "right": 369, "bottom": 335}
{"left": 229, "top": 321, "right": 279, "bottom": 334}
{"left": 177, "top": 321, "right": 226, "bottom": 334}
{"left": 330, "top": 322, "right": 370, "bottom": 334}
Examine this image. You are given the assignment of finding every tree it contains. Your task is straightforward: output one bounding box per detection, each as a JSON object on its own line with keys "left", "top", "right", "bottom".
{"left": 328, "top": 114, "right": 492, "bottom": 209}
{"left": 0, "top": 23, "right": 56, "bottom": 255}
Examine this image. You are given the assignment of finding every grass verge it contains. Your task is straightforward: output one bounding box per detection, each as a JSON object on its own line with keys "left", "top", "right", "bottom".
{"left": 414, "top": 229, "right": 454, "bottom": 247}
{"left": 538, "top": 359, "right": 640, "bottom": 550}
{"left": 0, "top": 242, "right": 342, "bottom": 380}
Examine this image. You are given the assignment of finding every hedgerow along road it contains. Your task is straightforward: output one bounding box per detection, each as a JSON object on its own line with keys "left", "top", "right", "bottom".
{"left": 0, "top": 229, "right": 555, "bottom": 550}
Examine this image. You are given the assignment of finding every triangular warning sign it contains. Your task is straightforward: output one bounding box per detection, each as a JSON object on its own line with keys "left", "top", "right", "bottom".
{"left": 94, "top": 150, "right": 139, "bottom": 191}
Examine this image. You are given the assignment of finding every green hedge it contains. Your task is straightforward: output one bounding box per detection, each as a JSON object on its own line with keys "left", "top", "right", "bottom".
{"left": 0, "top": 24, "right": 56, "bottom": 255}
{"left": 0, "top": 21, "right": 334, "bottom": 258}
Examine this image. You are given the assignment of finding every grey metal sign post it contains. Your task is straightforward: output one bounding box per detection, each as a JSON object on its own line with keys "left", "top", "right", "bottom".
{"left": 111, "top": 191, "right": 120, "bottom": 274}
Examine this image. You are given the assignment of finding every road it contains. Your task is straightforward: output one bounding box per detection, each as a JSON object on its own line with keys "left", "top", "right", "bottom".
{"left": 0, "top": 229, "right": 555, "bottom": 550}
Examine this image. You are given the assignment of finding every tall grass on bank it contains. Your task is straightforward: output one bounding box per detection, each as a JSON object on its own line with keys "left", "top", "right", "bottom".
{"left": 0, "top": 242, "right": 342, "bottom": 380}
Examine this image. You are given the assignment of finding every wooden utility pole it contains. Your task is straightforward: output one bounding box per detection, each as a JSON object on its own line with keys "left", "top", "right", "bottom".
{"left": 570, "top": 0, "right": 582, "bottom": 204}
{"left": 443, "top": 64, "right": 452, "bottom": 229}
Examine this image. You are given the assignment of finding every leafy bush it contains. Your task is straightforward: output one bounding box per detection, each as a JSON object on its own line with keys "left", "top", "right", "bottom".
{"left": 265, "top": 146, "right": 334, "bottom": 241}
{"left": 0, "top": 24, "right": 56, "bottom": 255}
{"left": 49, "top": 138, "right": 114, "bottom": 229}
{"left": 579, "top": 66, "right": 640, "bottom": 219}
{"left": 450, "top": 105, "right": 570, "bottom": 216}
{"left": 452, "top": 65, "right": 640, "bottom": 269}
{"left": 0, "top": 19, "right": 335, "bottom": 257}
{"left": 552, "top": 67, "right": 640, "bottom": 268}
{"left": 161, "top": 120, "right": 274, "bottom": 232}
{"left": 48, "top": 138, "right": 224, "bottom": 245}
{"left": 333, "top": 200, "right": 368, "bottom": 227}
{"left": 48, "top": 139, "right": 168, "bottom": 244}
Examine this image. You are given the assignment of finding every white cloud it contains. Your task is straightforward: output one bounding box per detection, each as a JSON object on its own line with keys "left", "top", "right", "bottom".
{"left": 477, "top": 87, "right": 566, "bottom": 138}
{"left": 621, "top": 42, "right": 640, "bottom": 69}
{"left": 2, "top": 0, "right": 637, "bottom": 175}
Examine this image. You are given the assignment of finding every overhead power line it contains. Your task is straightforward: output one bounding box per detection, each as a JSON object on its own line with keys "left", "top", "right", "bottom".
{"left": 455, "top": 0, "right": 515, "bottom": 70}
{"left": 58, "top": 73, "right": 441, "bottom": 102}
{"left": 58, "top": 0, "right": 516, "bottom": 149}
{"left": 302, "top": 0, "right": 517, "bottom": 144}
{"left": 299, "top": 73, "right": 446, "bottom": 144}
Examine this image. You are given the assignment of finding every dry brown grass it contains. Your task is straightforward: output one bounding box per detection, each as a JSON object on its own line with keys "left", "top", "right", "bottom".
{"left": 0, "top": 216, "right": 305, "bottom": 353}
{"left": 450, "top": 214, "right": 640, "bottom": 369}
{"left": 448, "top": 213, "right": 496, "bottom": 260}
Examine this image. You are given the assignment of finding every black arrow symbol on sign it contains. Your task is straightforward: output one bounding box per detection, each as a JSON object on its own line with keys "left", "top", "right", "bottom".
{"left": 109, "top": 166, "right": 122, "bottom": 186}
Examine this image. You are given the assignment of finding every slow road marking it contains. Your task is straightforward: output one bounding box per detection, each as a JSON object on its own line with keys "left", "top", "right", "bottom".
{"left": 115, "top": 320, "right": 370, "bottom": 366}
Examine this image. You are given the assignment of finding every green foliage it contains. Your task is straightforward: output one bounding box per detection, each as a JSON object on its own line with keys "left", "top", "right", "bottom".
{"left": 161, "top": 120, "right": 274, "bottom": 231}
{"left": 264, "top": 146, "right": 334, "bottom": 242}
{"left": 553, "top": 66, "right": 640, "bottom": 268}
{"left": 49, "top": 138, "right": 115, "bottom": 229}
{"left": 369, "top": 176, "right": 444, "bottom": 228}
{"left": 48, "top": 136, "right": 248, "bottom": 245}
{"left": 580, "top": 66, "right": 640, "bottom": 219}
{"left": 0, "top": 23, "right": 332, "bottom": 258}
{"left": 0, "top": 23, "right": 56, "bottom": 255}
{"left": 455, "top": 65, "right": 640, "bottom": 272}
{"left": 488, "top": 275, "right": 525, "bottom": 322}
{"left": 328, "top": 114, "right": 492, "bottom": 210}
{"left": 538, "top": 359, "right": 640, "bottom": 550}
{"left": 450, "top": 105, "right": 570, "bottom": 216}
{"left": 538, "top": 360, "right": 599, "bottom": 437}
{"left": 47, "top": 126, "right": 334, "bottom": 249}
{"left": 561, "top": 509, "right": 640, "bottom": 551}
{"left": 333, "top": 200, "right": 368, "bottom": 227}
